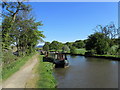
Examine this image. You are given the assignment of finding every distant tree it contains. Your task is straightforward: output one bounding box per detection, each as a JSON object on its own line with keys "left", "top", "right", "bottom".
{"left": 118, "top": 37, "right": 120, "bottom": 55}
{"left": 94, "top": 23, "right": 118, "bottom": 39}
{"left": 72, "top": 40, "right": 85, "bottom": 49}
{"left": 83, "top": 39, "right": 87, "bottom": 45}
{"left": 43, "top": 45, "right": 49, "bottom": 51}
{"left": 49, "top": 41, "right": 63, "bottom": 51}
{"left": 45, "top": 42, "right": 50, "bottom": 45}
{"left": 65, "top": 42, "right": 73, "bottom": 49}
{"left": 85, "top": 32, "right": 110, "bottom": 54}
{"left": 108, "top": 45, "right": 119, "bottom": 55}
{"left": 70, "top": 46, "right": 77, "bottom": 54}
{"left": 43, "top": 42, "right": 50, "bottom": 51}
{"left": 62, "top": 45, "right": 70, "bottom": 53}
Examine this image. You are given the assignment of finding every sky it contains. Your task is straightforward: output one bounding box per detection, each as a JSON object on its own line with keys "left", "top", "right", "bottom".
{"left": 26, "top": 2, "right": 118, "bottom": 45}
{"left": 4, "top": 0, "right": 120, "bottom": 2}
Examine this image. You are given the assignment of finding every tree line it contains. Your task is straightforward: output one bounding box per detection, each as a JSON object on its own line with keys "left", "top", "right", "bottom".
{"left": 43, "top": 40, "right": 85, "bottom": 53}
{"left": 43, "top": 23, "right": 120, "bottom": 56}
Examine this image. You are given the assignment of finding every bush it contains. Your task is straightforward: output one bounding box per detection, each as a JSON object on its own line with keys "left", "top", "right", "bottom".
{"left": 85, "top": 33, "right": 110, "bottom": 55}
{"left": 108, "top": 45, "right": 119, "bottom": 55}
{"left": 62, "top": 45, "right": 70, "bottom": 53}
{"left": 70, "top": 47, "right": 77, "bottom": 54}
{"left": 2, "top": 52, "right": 35, "bottom": 80}
{"left": 2, "top": 49, "right": 18, "bottom": 66}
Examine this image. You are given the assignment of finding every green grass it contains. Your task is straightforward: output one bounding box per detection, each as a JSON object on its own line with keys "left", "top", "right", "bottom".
{"left": 75, "top": 48, "right": 87, "bottom": 55}
{"left": 2, "top": 52, "right": 36, "bottom": 80}
{"left": 94, "top": 54, "right": 120, "bottom": 58}
{"left": 49, "top": 49, "right": 62, "bottom": 52}
{"left": 37, "top": 55, "right": 57, "bottom": 88}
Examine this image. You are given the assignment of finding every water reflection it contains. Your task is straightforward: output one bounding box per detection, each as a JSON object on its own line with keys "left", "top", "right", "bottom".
{"left": 70, "top": 55, "right": 77, "bottom": 58}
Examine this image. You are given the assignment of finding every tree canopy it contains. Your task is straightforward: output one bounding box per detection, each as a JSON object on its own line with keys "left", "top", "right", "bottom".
{"left": 72, "top": 40, "right": 85, "bottom": 49}
{"left": 49, "top": 41, "right": 63, "bottom": 51}
{"left": 2, "top": 1, "right": 45, "bottom": 56}
{"left": 85, "top": 32, "right": 110, "bottom": 54}
{"left": 43, "top": 42, "right": 50, "bottom": 51}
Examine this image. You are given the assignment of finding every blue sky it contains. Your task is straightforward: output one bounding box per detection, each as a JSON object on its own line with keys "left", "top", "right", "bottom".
{"left": 26, "top": 2, "right": 118, "bottom": 44}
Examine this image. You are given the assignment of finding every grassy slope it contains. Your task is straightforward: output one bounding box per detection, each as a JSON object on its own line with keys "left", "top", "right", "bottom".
{"left": 75, "top": 48, "right": 87, "bottom": 55}
{"left": 2, "top": 52, "right": 36, "bottom": 81}
{"left": 37, "top": 55, "right": 56, "bottom": 88}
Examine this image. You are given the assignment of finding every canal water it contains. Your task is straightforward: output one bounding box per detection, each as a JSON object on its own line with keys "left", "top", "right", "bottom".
{"left": 53, "top": 55, "right": 118, "bottom": 88}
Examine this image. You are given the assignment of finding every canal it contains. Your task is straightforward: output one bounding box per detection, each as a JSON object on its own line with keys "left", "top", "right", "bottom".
{"left": 53, "top": 55, "right": 118, "bottom": 88}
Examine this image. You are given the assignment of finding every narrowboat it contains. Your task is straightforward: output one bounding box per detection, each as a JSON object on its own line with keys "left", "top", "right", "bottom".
{"left": 43, "top": 52, "right": 69, "bottom": 68}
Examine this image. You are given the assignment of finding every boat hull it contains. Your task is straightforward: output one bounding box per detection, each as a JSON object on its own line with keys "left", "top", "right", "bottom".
{"left": 54, "top": 59, "right": 69, "bottom": 68}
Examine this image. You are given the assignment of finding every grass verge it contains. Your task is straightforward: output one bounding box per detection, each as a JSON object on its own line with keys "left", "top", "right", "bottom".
{"left": 2, "top": 52, "right": 36, "bottom": 81}
{"left": 94, "top": 54, "right": 120, "bottom": 58}
{"left": 36, "top": 55, "right": 57, "bottom": 88}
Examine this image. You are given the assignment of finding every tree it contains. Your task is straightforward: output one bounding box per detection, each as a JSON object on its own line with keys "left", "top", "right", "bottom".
{"left": 62, "top": 45, "right": 70, "bottom": 53}
{"left": 2, "top": 1, "right": 31, "bottom": 22}
{"left": 43, "top": 42, "right": 50, "bottom": 51}
{"left": 49, "top": 41, "right": 63, "bottom": 51}
{"left": 85, "top": 32, "right": 110, "bottom": 54}
{"left": 70, "top": 46, "right": 77, "bottom": 54}
{"left": 2, "top": 1, "right": 45, "bottom": 56}
{"left": 94, "top": 23, "right": 118, "bottom": 39}
{"left": 43, "top": 44, "right": 49, "bottom": 51}
{"left": 72, "top": 40, "right": 85, "bottom": 49}
{"left": 65, "top": 42, "right": 73, "bottom": 49}
{"left": 2, "top": 1, "right": 32, "bottom": 50}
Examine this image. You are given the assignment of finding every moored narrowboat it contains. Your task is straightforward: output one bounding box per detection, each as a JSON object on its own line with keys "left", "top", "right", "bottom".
{"left": 43, "top": 52, "right": 69, "bottom": 68}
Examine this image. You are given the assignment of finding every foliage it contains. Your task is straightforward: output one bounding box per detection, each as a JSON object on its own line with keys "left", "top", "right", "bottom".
{"left": 2, "top": 1, "right": 32, "bottom": 22}
{"left": 72, "top": 40, "right": 85, "bottom": 49}
{"left": 65, "top": 42, "right": 73, "bottom": 49}
{"left": 70, "top": 46, "right": 77, "bottom": 54}
{"left": 2, "top": 49, "right": 18, "bottom": 65}
{"left": 108, "top": 45, "right": 119, "bottom": 55}
{"left": 2, "top": 2, "right": 45, "bottom": 57}
{"left": 49, "top": 41, "right": 63, "bottom": 51}
{"left": 43, "top": 42, "right": 50, "bottom": 51}
{"left": 62, "top": 45, "right": 70, "bottom": 53}
{"left": 85, "top": 32, "right": 110, "bottom": 54}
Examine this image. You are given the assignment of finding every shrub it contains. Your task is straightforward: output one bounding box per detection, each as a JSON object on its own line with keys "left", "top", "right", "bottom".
{"left": 2, "top": 49, "right": 18, "bottom": 66}
{"left": 62, "top": 45, "right": 70, "bottom": 53}
{"left": 70, "top": 47, "right": 77, "bottom": 54}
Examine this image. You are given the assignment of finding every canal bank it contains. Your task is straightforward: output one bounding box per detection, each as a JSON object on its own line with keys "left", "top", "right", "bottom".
{"left": 62, "top": 53, "right": 120, "bottom": 61}
{"left": 36, "top": 55, "right": 57, "bottom": 88}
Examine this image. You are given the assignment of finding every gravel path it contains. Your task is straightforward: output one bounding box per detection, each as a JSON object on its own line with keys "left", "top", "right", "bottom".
{"left": 2, "top": 54, "right": 38, "bottom": 88}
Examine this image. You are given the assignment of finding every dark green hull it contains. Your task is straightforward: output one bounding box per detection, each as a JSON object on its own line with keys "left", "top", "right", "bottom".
{"left": 43, "top": 57, "right": 69, "bottom": 68}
